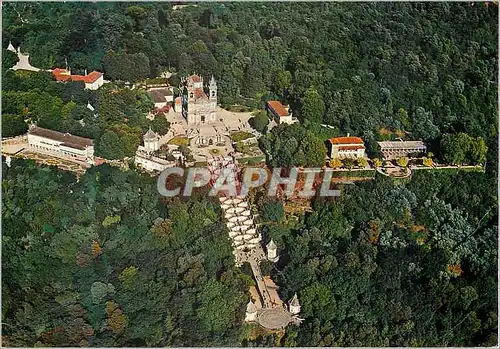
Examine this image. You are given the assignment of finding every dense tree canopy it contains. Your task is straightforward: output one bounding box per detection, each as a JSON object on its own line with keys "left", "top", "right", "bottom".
{"left": 441, "top": 132, "right": 488, "bottom": 165}
{"left": 151, "top": 115, "right": 170, "bottom": 136}
{"left": 2, "top": 160, "right": 250, "bottom": 347}
{"left": 2, "top": 3, "right": 497, "bottom": 148}
{"left": 300, "top": 87, "right": 325, "bottom": 124}
{"left": 1, "top": 2, "right": 498, "bottom": 347}
{"left": 259, "top": 123, "right": 327, "bottom": 167}
{"left": 275, "top": 169, "right": 497, "bottom": 347}
{"left": 248, "top": 110, "right": 269, "bottom": 133}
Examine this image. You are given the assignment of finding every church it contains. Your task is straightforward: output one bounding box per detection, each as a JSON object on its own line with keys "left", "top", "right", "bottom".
{"left": 182, "top": 74, "right": 217, "bottom": 125}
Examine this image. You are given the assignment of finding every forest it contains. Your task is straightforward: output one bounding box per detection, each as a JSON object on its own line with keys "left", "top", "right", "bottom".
{"left": 2, "top": 2, "right": 498, "bottom": 160}
{"left": 267, "top": 168, "right": 497, "bottom": 346}
{"left": 1, "top": 2, "right": 498, "bottom": 347}
{"left": 2, "top": 159, "right": 251, "bottom": 346}
{"left": 2, "top": 156, "right": 497, "bottom": 346}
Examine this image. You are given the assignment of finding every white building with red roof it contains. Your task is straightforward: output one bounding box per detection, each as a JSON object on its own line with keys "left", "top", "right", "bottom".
{"left": 266, "top": 100, "right": 297, "bottom": 125}
{"left": 329, "top": 136, "right": 366, "bottom": 159}
{"left": 52, "top": 68, "right": 104, "bottom": 90}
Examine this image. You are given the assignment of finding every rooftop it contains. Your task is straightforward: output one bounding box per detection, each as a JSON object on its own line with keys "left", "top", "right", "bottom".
{"left": 267, "top": 100, "right": 290, "bottom": 117}
{"left": 192, "top": 88, "right": 208, "bottom": 100}
{"left": 52, "top": 68, "right": 103, "bottom": 84}
{"left": 154, "top": 105, "right": 170, "bottom": 113}
{"left": 189, "top": 75, "right": 202, "bottom": 83}
{"left": 267, "top": 239, "right": 277, "bottom": 250}
{"left": 330, "top": 136, "right": 364, "bottom": 145}
{"left": 209, "top": 75, "right": 217, "bottom": 86}
{"left": 377, "top": 140, "right": 426, "bottom": 149}
{"left": 29, "top": 126, "right": 93, "bottom": 150}
{"left": 290, "top": 293, "right": 300, "bottom": 307}
{"left": 148, "top": 88, "right": 173, "bottom": 103}
{"left": 246, "top": 301, "right": 257, "bottom": 314}
{"left": 52, "top": 68, "right": 71, "bottom": 81}
{"left": 144, "top": 127, "right": 159, "bottom": 140}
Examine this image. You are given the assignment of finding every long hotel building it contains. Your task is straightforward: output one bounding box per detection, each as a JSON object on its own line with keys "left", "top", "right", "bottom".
{"left": 27, "top": 125, "right": 94, "bottom": 164}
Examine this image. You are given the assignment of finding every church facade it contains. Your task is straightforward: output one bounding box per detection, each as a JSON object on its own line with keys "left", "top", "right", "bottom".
{"left": 182, "top": 75, "right": 217, "bottom": 125}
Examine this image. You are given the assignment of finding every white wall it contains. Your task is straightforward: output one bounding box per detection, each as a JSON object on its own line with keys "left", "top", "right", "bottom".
{"left": 155, "top": 101, "right": 167, "bottom": 109}
{"left": 135, "top": 155, "right": 173, "bottom": 172}
{"left": 289, "top": 304, "right": 301, "bottom": 315}
{"left": 331, "top": 144, "right": 366, "bottom": 159}
{"left": 28, "top": 134, "right": 94, "bottom": 162}
{"left": 244, "top": 311, "right": 257, "bottom": 322}
{"left": 144, "top": 139, "right": 159, "bottom": 152}
{"left": 85, "top": 76, "right": 104, "bottom": 90}
{"left": 279, "top": 115, "right": 293, "bottom": 124}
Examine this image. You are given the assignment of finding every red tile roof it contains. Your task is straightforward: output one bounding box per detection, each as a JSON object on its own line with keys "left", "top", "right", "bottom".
{"left": 330, "top": 136, "right": 364, "bottom": 145}
{"left": 190, "top": 75, "right": 201, "bottom": 83}
{"left": 83, "top": 71, "right": 103, "bottom": 83}
{"left": 52, "top": 68, "right": 72, "bottom": 82}
{"left": 52, "top": 68, "right": 67, "bottom": 74}
{"left": 175, "top": 97, "right": 182, "bottom": 104}
{"left": 52, "top": 69, "right": 103, "bottom": 84}
{"left": 154, "top": 105, "right": 170, "bottom": 113}
{"left": 193, "top": 88, "right": 208, "bottom": 100}
{"left": 267, "top": 100, "right": 290, "bottom": 117}
{"left": 338, "top": 145, "right": 365, "bottom": 151}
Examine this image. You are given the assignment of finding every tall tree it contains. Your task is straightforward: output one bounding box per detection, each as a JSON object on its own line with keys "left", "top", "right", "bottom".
{"left": 300, "top": 87, "right": 325, "bottom": 124}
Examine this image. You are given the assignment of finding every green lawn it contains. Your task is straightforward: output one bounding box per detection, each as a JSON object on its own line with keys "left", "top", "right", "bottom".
{"left": 230, "top": 131, "right": 255, "bottom": 142}
{"left": 167, "top": 137, "right": 189, "bottom": 146}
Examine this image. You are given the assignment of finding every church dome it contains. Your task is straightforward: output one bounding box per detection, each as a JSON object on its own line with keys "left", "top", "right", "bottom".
{"left": 144, "top": 127, "right": 159, "bottom": 140}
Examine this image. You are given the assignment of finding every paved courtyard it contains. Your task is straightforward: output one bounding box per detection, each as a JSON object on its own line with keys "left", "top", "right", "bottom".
{"left": 2, "top": 138, "right": 28, "bottom": 155}
{"left": 163, "top": 107, "right": 254, "bottom": 137}
{"left": 160, "top": 107, "right": 258, "bottom": 161}
{"left": 257, "top": 307, "right": 292, "bottom": 330}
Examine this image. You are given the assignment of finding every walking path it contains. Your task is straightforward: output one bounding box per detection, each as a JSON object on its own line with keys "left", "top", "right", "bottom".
{"left": 377, "top": 163, "right": 484, "bottom": 178}
{"left": 219, "top": 195, "right": 293, "bottom": 330}
{"left": 410, "top": 164, "right": 484, "bottom": 171}
{"left": 11, "top": 48, "right": 40, "bottom": 72}
{"left": 376, "top": 165, "right": 411, "bottom": 178}
{"left": 211, "top": 156, "right": 297, "bottom": 329}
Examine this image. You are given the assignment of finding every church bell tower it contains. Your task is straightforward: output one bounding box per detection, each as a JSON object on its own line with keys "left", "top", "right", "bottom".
{"left": 208, "top": 75, "right": 217, "bottom": 122}
{"left": 209, "top": 75, "right": 217, "bottom": 101}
